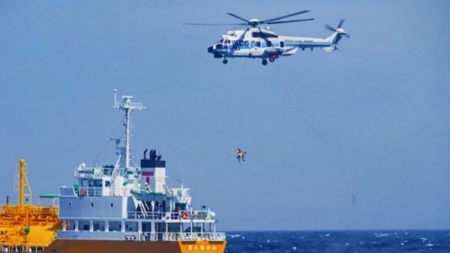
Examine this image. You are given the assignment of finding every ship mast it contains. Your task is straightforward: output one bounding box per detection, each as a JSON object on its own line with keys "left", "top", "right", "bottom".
{"left": 113, "top": 89, "right": 145, "bottom": 168}
{"left": 16, "top": 159, "right": 32, "bottom": 206}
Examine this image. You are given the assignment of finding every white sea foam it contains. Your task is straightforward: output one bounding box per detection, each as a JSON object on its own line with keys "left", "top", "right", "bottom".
{"left": 420, "top": 237, "right": 427, "bottom": 242}
{"left": 292, "top": 246, "right": 297, "bottom": 250}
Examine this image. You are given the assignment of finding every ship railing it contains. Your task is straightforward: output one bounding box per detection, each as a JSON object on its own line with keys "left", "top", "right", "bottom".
{"left": 162, "top": 232, "right": 226, "bottom": 241}
{"left": 206, "top": 232, "right": 227, "bottom": 241}
{"left": 0, "top": 205, "right": 58, "bottom": 220}
{"left": 1, "top": 243, "right": 48, "bottom": 252}
{"left": 60, "top": 186, "right": 103, "bottom": 197}
{"left": 127, "top": 210, "right": 215, "bottom": 220}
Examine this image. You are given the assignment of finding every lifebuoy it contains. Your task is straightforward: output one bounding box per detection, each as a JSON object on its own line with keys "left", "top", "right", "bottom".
{"left": 79, "top": 188, "right": 87, "bottom": 196}
{"left": 181, "top": 211, "right": 188, "bottom": 219}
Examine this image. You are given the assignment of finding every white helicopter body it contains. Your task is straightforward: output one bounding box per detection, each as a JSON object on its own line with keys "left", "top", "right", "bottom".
{"left": 208, "top": 26, "right": 346, "bottom": 65}
{"left": 186, "top": 11, "right": 349, "bottom": 65}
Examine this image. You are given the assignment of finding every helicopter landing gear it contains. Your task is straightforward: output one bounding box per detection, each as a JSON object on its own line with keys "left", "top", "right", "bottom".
{"left": 262, "top": 59, "right": 268, "bottom": 66}
{"left": 269, "top": 58, "right": 275, "bottom": 63}
{"left": 222, "top": 59, "right": 228, "bottom": 64}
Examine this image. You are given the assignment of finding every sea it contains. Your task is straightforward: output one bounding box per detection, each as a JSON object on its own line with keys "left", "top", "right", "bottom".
{"left": 224, "top": 230, "right": 450, "bottom": 253}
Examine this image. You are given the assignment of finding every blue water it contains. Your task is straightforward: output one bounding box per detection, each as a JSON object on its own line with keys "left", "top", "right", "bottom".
{"left": 225, "top": 230, "right": 450, "bottom": 253}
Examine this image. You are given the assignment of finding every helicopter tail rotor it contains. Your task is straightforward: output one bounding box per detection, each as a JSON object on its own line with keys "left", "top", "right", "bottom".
{"left": 325, "top": 19, "right": 350, "bottom": 38}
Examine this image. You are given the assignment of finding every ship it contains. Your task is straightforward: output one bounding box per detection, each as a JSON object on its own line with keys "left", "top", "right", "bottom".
{"left": 2, "top": 91, "right": 227, "bottom": 253}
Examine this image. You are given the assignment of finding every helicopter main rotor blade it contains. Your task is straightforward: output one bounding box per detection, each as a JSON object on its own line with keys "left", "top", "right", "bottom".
{"left": 183, "top": 22, "right": 246, "bottom": 26}
{"left": 261, "top": 10, "right": 310, "bottom": 23}
{"left": 266, "top": 18, "right": 314, "bottom": 25}
{"left": 325, "top": 24, "right": 336, "bottom": 32}
{"left": 226, "top": 13, "right": 251, "bottom": 24}
{"left": 338, "top": 19, "right": 345, "bottom": 28}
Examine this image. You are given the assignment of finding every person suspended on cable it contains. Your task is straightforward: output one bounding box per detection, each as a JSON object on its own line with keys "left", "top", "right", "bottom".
{"left": 237, "top": 147, "right": 246, "bottom": 162}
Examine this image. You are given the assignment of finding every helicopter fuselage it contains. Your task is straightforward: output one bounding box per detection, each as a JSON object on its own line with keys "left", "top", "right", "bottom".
{"left": 207, "top": 27, "right": 345, "bottom": 65}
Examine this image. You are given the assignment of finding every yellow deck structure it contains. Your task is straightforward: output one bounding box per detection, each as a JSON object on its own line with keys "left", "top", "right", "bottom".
{"left": 0, "top": 159, "right": 61, "bottom": 252}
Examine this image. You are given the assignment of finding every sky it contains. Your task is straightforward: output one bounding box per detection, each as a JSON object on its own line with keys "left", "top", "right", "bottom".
{"left": 0, "top": 1, "right": 449, "bottom": 231}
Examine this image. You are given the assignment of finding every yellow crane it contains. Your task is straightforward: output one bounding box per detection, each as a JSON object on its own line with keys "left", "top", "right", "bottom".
{"left": 0, "top": 159, "right": 61, "bottom": 252}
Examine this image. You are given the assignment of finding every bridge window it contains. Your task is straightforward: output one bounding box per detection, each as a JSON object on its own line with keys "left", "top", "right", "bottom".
{"left": 80, "top": 179, "right": 90, "bottom": 187}
{"left": 142, "top": 222, "right": 152, "bottom": 232}
{"left": 93, "top": 221, "right": 104, "bottom": 231}
{"left": 109, "top": 221, "right": 121, "bottom": 232}
{"left": 125, "top": 221, "right": 138, "bottom": 232}
{"left": 79, "top": 220, "right": 90, "bottom": 231}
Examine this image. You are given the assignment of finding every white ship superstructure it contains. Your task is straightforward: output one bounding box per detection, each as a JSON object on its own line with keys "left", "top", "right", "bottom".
{"left": 56, "top": 91, "right": 226, "bottom": 248}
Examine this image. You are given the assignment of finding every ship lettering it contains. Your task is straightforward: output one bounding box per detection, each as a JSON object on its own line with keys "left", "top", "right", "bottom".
{"left": 124, "top": 235, "right": 136, "bottom": 241}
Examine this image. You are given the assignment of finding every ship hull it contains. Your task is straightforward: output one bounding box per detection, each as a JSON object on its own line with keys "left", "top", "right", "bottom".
{"left": 39, "top": 240, "right": 226, "bottom": 253}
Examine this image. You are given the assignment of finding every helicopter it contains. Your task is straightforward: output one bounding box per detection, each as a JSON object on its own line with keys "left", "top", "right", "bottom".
{"left": 184, "top": 10, "right": 350, "bottom": 66}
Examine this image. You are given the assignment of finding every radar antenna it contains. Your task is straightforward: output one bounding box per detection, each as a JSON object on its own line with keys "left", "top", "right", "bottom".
{"left": 113, "top": 89, "right": 145, "bottom": 168}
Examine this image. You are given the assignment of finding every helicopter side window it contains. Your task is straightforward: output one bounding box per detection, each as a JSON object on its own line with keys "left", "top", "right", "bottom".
{"left": 251, "top": 32, "right": 278, "bottom": 38}
{"left": 244, "top": 41, "right": 249, "bottom": 48}
{"left": 280, "top": 41, "right": 284, "bottom": 48}
{"left": 251, "top": 41, "right": 256, "bottom": 48}
{"left": 256, "top": 41, "right": 261, "bottom": 47}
